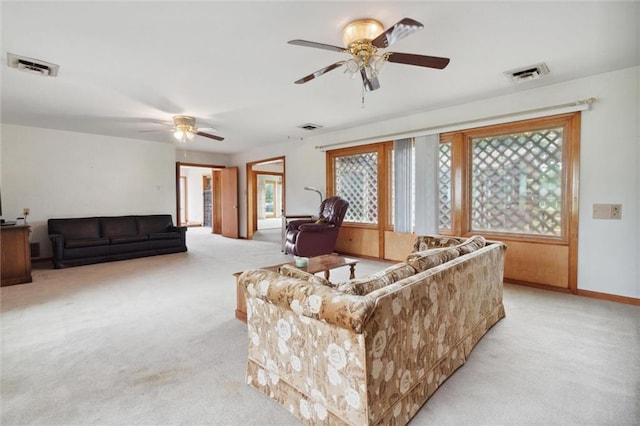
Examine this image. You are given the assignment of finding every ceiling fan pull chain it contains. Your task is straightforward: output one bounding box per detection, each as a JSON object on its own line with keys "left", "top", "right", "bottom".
{"left": 361, "top": 83, "right": 365, "bottom": 109}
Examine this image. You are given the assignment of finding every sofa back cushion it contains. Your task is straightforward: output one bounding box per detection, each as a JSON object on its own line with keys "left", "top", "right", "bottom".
{"left": 136, "top": 215, "right": 173, "bottom": 235}
{"left": 100, "top": 216, "right": 137, "bottom": 238}
{"left": 405, "top": 247, "right": 460, "bottom": 273}
{"left": 337, "top": 263, "right": 416, "bottom": 296}
{"left": 48, "top": 217, "right": 101, "bottom": 240}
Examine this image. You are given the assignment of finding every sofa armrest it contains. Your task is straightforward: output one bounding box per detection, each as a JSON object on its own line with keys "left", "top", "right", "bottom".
{"left": 168, "top": 226, "right": 187, "bottom": 248}
{"left": 287, "top": 219, "right": 315, "bottom": 230}
{"left": 239, "top": 269, "right": 375, "bottom": 333}
{"left": 297, "top": 222, "right": 334, "bottom": 232}
{"left": 49, "top": 234, "right": 65, "bottom": 259}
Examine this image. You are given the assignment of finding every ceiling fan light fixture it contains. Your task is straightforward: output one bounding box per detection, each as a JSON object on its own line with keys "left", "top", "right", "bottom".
{"left": 345, "top": 58, "right": 361, "bottom": 73}
{"left": 174, "top": 125, "right": 195, "bottom": 143}
{"left": 342, "top": 19, "right": 383, "bottom": 47}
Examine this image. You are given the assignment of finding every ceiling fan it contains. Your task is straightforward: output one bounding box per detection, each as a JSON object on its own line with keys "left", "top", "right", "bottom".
{"left": 288, "top": 17, "right": 450, "bottom": 92}
{"left": 140, "top": 115, "right": 224, "bottom": 142}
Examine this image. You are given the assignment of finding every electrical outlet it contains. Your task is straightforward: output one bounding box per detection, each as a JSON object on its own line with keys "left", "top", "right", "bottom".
{"left": 23, "top": 208, "right": 30, "bottom": 216}
{"left": 611, "top": 204, "right": 622, "bottom": 219}
{"left": 593, "top": 203, "right": 622, "bottom": 220}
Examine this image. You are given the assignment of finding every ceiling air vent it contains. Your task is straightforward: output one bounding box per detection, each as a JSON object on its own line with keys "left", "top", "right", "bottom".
{"left": 504, "top": 62, "right": 549, "bottom": 83}
{"left": 297, "top": 123, "right": 323, "bottom": 131}
{"left": 7, "top": 53, "right": 59, "bottom": 77}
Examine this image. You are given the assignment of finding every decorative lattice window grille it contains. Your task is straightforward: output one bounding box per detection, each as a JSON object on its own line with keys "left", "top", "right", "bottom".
{"left": 335, "top": 152, "right": 378, "bottom": 224}
{"left": 438, "top": 142, "right": 452, "bottom": 230}
{"left": 471, "top": 127, "right": 564, "bottom": 236}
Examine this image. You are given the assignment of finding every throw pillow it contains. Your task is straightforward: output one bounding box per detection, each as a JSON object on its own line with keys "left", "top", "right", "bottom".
{"left": 412, "top": 235, "right": 463, "bottom": 252}
{"left": 278, "top": 264, "right": 332, "bottom": 287}
{"left": 405, "top": 247, "right": 460, "bottom": 273}
{"left": 337, "top": 263, "right": 416, "bottom": 296}
{"left": 456, "top": 235, "right": 486, "bottom": 255}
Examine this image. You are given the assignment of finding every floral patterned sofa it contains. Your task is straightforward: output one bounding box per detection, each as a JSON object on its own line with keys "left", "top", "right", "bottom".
{"left": 238, "top": 235, "right": 506, "bottom": 425}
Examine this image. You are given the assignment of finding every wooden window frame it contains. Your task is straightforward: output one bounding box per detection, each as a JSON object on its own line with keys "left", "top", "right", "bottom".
{"left": 326, "top": 142, "right": 392, "bottom": 230}
{"left": 443, "top": 112, "right": 580, "bottom": 245}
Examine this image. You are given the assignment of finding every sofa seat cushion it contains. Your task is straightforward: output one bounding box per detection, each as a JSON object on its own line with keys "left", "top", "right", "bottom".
{"left": 337, "top": 263, "right": 417, "bottom": 296}
{"left": 100, "top": 216, "right": 137, "bottom": 238}
{"left": 278, "top": 264, "right": 332, "bottom": 287}
{"left": 148, "top": 232, "right": 181, "bottom": 240}
{"left": 456, "top": 235, "right": 486, "bottom": 254}
{"left": 405, "top": 247, "right": 460, "bottom": 273}
{"left": 65, "top": 237, "right": 110, "bottom": 249}
{"left": 110, "top": 235, "right": 148, "bottom": 244}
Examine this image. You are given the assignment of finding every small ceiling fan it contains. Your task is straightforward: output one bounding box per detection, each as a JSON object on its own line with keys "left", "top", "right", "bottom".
{"left": 140, "top": 115, "right": 224, "bottom": 142}
{"left": 288, "top": 17, "right": 450, "bottom": 92}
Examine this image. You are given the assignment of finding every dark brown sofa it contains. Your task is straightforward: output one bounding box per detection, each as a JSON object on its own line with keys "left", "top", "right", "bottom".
{"left": 48, "top": 214, "right": 187, "bottom": 269}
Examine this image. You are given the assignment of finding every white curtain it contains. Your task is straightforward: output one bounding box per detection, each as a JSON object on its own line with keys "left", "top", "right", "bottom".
{"left": 393, "top": 138, "right": 413, "bottom": 233}
{"left": 414, "top": 134, "right": 440, "bottom": 235}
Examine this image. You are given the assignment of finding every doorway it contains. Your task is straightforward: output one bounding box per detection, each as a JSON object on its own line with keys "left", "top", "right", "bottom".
{"left": 176, "top": 161, "right": 236, "bottom": 237}
{"left": 246, "top": 156, "right": 285, "bottom": 240}
{"left": 257, "top": 175, "right": 283, "bottom": 228}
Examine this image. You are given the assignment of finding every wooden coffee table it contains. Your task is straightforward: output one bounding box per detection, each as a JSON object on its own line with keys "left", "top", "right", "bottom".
{"left": 233, "top": 254, "right": 358, "bottom": 323}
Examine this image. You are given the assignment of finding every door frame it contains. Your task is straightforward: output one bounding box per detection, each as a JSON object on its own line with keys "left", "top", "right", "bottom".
{"left": 246, "top": 156, "right": 286, "bottom": 240}
{"left": 175, "top": 161, "right": 226, "bottom": 229}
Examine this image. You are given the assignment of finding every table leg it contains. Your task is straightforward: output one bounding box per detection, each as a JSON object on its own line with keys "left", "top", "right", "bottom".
{"left": 349, "top": 264, "right": 356, "bottom": 279}
{"left": 324, "top": 270, "right": 330, "bottom": 280}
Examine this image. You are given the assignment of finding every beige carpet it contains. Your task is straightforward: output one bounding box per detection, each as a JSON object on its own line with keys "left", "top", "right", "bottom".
{"left": 1, "top": 227, "right": 639, "bottom": 425}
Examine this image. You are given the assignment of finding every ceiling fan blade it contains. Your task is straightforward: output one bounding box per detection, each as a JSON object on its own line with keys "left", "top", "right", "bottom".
{"left": 371, "top": 18, "right": 424, "bottom": 49}
{"left": 294, "top": 61, "right": 345, "bottom": 84}
{"left": 196, "top": 131, "right": 224, "bottom": 141}
{"left": 360, "top": 68, "right": 381, "bottom": 92}
{"left": 387, "top": 52, "right": 450, "bottom": 69}
{"left": 288, "top": 39, "right": 345, "bottom": 53}
{"left": 138, "top": 129, "right": 165, "bottom": 133}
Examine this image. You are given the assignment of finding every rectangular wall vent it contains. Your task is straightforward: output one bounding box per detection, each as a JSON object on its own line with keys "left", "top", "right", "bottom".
{"left": 504, "top": 62, "right": 549, "bottom": 83}
{"left": 7, "top": 53, "right": 59, "bottom": 77}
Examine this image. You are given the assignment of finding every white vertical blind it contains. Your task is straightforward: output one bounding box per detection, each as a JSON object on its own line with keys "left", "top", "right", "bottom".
{"left": 414, "top": 134, "right": 440, "bottom": 235}
{"left": 393, "top": 138, "right": 413, "bottom": 233}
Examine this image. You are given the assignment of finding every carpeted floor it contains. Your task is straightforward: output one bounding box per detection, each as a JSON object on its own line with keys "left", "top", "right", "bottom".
{"left": 1, "top": 227, "right": 638, "bottom": 425}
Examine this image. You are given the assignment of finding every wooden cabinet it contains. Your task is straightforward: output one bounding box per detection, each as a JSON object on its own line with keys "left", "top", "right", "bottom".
{"left": 1, "top": 225, "right": 32, "bottom": 286}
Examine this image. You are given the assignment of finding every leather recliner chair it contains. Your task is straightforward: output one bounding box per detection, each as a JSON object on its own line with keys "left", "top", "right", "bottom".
{"left": 284, "top": 196, "right": 349, "bottom": 257}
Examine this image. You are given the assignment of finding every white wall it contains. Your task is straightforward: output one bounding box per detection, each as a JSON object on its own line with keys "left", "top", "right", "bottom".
{"left": 175, "top": 149, "right": 229, "bottom": 166}
{"left": 1, "top": 124, "right": 177, "bottom": 258}
{"left": 231, "top": 140, "right": 326, "bottom": 234}
{"left": 231, "top": 66, "right": 639, "bottom": 299}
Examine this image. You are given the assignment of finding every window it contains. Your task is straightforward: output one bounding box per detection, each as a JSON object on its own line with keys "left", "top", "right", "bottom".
{"left": 329, "top": 115, "right": 574, "bottom": 240}
{"left": 469, "top": 127, "right": 564, "bottom": 236}
{"left": 331, "top": 148, "right": 380, "bottom": 224}
{"left": 438, "top": 142, "right": 452, "bottom": 231}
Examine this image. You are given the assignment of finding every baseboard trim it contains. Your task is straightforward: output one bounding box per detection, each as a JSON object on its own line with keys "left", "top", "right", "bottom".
{"left": 577, "top": 289, "right": 640, "bottom": 306}
{"left": 505, "top": 279, "right": 639, "bottom": 306}
{"left": 504, "top": 279, "right": 572, "bottom": 294}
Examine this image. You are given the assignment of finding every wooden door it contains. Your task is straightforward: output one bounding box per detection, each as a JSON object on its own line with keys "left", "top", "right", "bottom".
{"left": 212, "top": 170, "right": 222, "bottom": 234}
{"left": 221, "top": 166, "right": 239, "bottom": 238}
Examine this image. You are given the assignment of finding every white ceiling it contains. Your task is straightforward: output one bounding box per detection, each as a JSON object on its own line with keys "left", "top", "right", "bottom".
{"left": 2, "top": 1, "right": 638, "bottom": 154}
